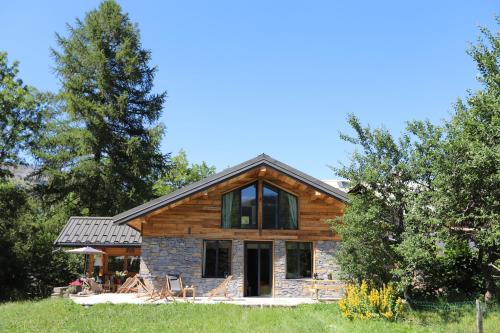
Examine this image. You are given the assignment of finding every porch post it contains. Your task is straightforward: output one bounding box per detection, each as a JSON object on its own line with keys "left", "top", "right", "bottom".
{"left": 88, "top": 254, "right": 94, "bottom": 277}
{"left": 103, "top": 254, "right": 109, "bottom": 276}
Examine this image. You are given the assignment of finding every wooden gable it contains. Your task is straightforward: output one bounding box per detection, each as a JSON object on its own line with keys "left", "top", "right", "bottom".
{"left": 133, "top": 166, "right": 344, "bottom": 241}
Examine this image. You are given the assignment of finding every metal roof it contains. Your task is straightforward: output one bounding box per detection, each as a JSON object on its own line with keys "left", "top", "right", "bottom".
{"left": 54, "top": 216, "right": 141, "bottom": 247}
{"left": 113, "top": 153, "right": 349, "bottom": 225}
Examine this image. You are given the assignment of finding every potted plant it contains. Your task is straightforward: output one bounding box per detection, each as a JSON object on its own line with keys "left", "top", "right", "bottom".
{"left": 115, "top": 271, "right": 126, "bottom": 284}
{"left": 68, "top": 279, "right": 83, "bottom": 293}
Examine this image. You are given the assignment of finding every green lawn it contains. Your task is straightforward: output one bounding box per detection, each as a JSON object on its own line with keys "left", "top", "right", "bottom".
{"left": 0, "top": 298, "right": 498, "bottom": 333}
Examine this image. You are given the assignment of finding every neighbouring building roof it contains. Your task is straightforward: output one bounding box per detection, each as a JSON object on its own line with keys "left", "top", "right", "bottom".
{"left": 321, "top": 179, "right": 350, "bottom": 193}
{"left": 113, "top": 153, "right": 349, "bottom": 225}
{"left": 54, "top": 216, "right": 141, "bottom": 248}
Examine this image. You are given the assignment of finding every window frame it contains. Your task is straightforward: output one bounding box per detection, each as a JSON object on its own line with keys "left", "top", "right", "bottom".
{"left": 202, "top": 240, "right": 232, "bottom": 278}
{"left": 285, "top": 241, "right": 313, "bottom": 279}
{"left": 262, "top": 182, "right": 298, "bottom": 230}
{"left": 221, "top": 182, "right": 258, "bottom": 229}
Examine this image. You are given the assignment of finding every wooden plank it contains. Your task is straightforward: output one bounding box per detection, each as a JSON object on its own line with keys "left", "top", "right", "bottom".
{"left": 140, "top": 166, "right": 345, "bottom": 241}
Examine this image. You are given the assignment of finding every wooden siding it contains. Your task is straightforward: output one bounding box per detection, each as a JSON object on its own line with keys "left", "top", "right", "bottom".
{"left": 138, "top": 167, "right": 344, "bottom": 241}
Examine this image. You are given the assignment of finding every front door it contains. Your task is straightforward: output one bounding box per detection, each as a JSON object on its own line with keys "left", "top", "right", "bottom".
{"left": 244, "top": 242, "right": 272, "bottom": 296}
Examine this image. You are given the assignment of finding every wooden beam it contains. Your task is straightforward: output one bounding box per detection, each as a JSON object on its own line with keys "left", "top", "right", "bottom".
{"left": 258, "top": 179, "right": 263, "bottom": 235}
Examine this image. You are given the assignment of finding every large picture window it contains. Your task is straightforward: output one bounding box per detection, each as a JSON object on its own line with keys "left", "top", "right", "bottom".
{"left": 286, "top": 242, "right": 312, "bottom": 279}
{"left": 203, "top": 240, "right": 232, "bottom": 278}
{"left": 222, "top": 183, "right": 257, "bottom": 229}
{"left": 263, "top": 183, "right": 298, "bottom": 229}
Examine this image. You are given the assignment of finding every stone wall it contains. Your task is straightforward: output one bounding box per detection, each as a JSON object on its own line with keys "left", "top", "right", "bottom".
{"left": 140, "top": 236, "right": 244, "bottom": 296}
{"left": 140, "top": 236, "right": 340, "bottom": 298}
{"left": 273, "top": 240, "right": 341, "bottom": 298}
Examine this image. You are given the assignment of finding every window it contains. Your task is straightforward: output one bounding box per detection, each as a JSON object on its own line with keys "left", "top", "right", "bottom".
{"left": 262, "top": 183, "right": 298, "bottom": 229}
{"left": 203, "top": 240, "right": 232, "bottom": 278}
{"left": 222, "top": 183, "right": 257, "bottom": 229}
{"left": 286, "top": 242, "right": 312, "bottom": 279}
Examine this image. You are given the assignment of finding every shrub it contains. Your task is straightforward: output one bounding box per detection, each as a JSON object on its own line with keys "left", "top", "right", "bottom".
{"left": 338, "top": 280, "right": 404, "bottom": 321}
{"left": 65, "top": 286, "right": 77, "bottom": 295}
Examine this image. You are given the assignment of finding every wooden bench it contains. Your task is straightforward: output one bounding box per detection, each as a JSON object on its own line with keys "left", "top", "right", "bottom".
{"left": 304, "top": 280, "right": 345, "bottom": 300}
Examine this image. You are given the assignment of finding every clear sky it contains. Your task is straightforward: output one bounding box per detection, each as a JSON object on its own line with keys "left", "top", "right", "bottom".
{"left": 1, "top": 1, "right": 498, "bottom": 179}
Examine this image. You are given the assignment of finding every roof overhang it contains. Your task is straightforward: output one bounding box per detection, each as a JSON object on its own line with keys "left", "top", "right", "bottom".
{"left": 113, "top": 153, "right": 349, "bottom": 225}
{"left": 54, "top": 242, "right": 141, "bottom": 248}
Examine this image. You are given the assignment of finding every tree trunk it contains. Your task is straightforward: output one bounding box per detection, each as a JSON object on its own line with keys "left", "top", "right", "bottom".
{"left": 480, "top": 250, "right": 496, "bottom": 302}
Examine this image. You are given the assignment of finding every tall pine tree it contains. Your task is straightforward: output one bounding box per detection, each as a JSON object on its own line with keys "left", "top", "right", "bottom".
{"left": 36, "top": 0, "right": 167, "bottom": 215}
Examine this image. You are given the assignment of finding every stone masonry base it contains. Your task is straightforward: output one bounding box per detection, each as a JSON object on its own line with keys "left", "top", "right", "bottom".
{"left": 140, "top": 237, "right": 340, "bottom": 297}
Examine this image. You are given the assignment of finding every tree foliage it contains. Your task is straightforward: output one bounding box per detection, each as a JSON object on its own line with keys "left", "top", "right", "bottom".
{"left": 35, "top": 0, "right": 168, "bottom": 215}
{"left": 153, "top": 149, "right": 216, "bottom": 196}
{"left": 1, "top": 1, "right": 219, "bottom": 301}
{"left": 332, "top": 20, "right": 499, "bottom": 301}
{"left": 331, "top": 115, "right": 411, "bottom": 285}
{"left": 418, "top": 22, "right": 499, "bottom": 300}
{"left": 0, "top": 52, "right": 44, "bottom": 179}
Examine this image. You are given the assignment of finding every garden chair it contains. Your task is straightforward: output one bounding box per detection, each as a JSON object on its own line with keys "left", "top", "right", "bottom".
{"left": 207, "top": 275, "right": 233, "bottom": 300}
{"left": 140, "top": 277, "right": 174, "bottom": 302}
{"left": 84, "top": 278, "right": 103, "bottom": 294}
{"left": 166, "top": 274, "right": 185, "bottom": 297}
{"left": 117, "top": 276, "right": 139, "bottom": 293}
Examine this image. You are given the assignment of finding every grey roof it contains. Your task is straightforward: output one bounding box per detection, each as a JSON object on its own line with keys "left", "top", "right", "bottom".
{"left": 114, "top": 153, "right": 349, "bottom": 225}
{"left": 54, "top": 216, "right": 141, "bottom": 247}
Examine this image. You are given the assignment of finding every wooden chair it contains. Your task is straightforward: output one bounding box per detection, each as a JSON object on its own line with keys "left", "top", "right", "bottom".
{"left": 207, "top": 275, "right": 233, "bottom": 300}
{"left": 117, "top": 276, "right": 140, "bottom": 293}
{"left": 140, "top": 277, "right": 175, "bottom": 302}
{"left": 84, "top": 278, "right": 103, "bottom": 294}
{"left": 166, "top": 274, "right": 185, "bottom": 297}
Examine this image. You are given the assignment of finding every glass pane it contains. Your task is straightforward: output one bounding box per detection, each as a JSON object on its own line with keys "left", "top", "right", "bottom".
{"left": 217, "top": 246, "right": 231, "bottom": 277}
{"left": 286, "top": 242, "right": 312, "bottom": 279}
{"left": 263, "top": 185, "right": 278, "bottom": 229}
{"left": 203, "top": 241, "right": 217, "bottom": 277}
{"left": 230, "top": 192, "right": 240, "bottom": 228}
{"left": 279, "top": 192, "right": 298, "bottom": 229}
{"left": 299, "top": 244, "right": 312, "bottom": 278}
{"left": 286, "top": 247, "right": 299, "bottom": 279}
{"left": 241, "top": 185, "right": 257, "bottom": 228}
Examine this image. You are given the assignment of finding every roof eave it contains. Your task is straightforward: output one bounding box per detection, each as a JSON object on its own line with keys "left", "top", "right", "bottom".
{"left": 54, "top": 242, "right": 141, "bottom": 248}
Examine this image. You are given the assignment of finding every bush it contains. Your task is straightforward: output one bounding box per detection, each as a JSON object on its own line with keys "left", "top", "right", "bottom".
{"left": 339, "top": 280, "right": 405, "bottom": 321}
{"left": 65, "top": 286, "right": 77, "bottom": 295}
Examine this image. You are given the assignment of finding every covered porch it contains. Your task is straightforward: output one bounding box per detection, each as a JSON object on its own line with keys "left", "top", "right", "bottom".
{"left": 54, "top": 216, "right": 142, "bottom": 291}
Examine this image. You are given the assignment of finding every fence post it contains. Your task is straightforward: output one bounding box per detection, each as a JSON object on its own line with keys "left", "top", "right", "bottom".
{"left": 476, "top": 299, "right": 483, "bottom": 333}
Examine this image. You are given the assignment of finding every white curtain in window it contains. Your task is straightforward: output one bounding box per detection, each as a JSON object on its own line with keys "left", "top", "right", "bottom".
{"left": 287, "top": 193, "right": 298, "bottom": 229}
{"left": 222, "top": 192, "right": 234, "bottom": 228}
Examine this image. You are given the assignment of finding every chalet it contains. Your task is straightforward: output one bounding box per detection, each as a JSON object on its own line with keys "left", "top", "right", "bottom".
{"left": 55, "top": 154, "right": 347, "bottom": 297}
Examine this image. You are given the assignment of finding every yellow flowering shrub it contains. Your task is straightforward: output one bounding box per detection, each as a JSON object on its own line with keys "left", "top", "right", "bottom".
{"left": 338, "top": 280, "right": 404, "bottom": 321}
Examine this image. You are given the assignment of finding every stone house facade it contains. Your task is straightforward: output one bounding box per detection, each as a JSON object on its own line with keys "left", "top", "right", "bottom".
{"left": 112, "top": 154, "right": 347, "bottom": 298}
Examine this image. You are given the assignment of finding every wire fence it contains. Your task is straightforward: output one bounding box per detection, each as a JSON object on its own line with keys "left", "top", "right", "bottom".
{"left": 410, "top": 300, "right": 497, "bottom": 312}
{"left": 406, "top": 299, "right": 497, "bottom": 333}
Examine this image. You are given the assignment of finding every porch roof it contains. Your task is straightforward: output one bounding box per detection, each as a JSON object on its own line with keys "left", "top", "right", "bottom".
{"left": 113, "top": 153, "right": 349, "bottom": 225}
{"left": 54, "top": 216, "right": 141, "bottom": 248}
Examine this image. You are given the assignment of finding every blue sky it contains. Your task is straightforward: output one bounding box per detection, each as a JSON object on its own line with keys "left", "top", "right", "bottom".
{"left": 1, "top": 1, "right": 498, "bottom": 179}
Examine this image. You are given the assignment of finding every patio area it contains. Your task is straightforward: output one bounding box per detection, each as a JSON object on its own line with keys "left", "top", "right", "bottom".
{"left": 69, "top": 293, "right": 323, "bottom": 307}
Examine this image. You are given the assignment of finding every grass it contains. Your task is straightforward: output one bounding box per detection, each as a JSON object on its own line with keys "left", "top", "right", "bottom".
{"left": 0, "top": 298, "right": 498, "bottom": 333}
